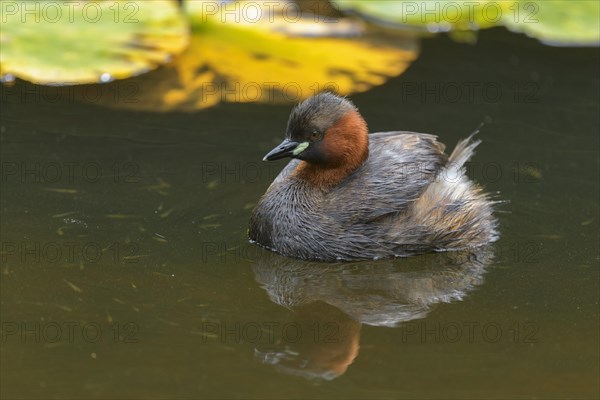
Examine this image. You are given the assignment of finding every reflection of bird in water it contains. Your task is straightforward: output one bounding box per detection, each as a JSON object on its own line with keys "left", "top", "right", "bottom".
{"left": 253, "top": 248, "right": 493, "bottom": 326}
{"left": 252, "top": 247, "right": 493, "bottom": 380}
{"left": 255, "top": 302, "right": 361, "bottom": 381}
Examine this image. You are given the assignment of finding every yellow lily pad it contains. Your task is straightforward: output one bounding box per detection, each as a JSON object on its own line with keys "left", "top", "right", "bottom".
{"left": 0, "top": 0, "right": 189, "bottom": 84}
{"left": 91, "top": 0, "right": 418, "bottom": 111}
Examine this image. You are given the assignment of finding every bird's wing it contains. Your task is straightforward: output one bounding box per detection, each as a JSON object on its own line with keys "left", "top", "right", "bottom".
{"left": 327, "top": 132, "right": 449, "bottom": 223}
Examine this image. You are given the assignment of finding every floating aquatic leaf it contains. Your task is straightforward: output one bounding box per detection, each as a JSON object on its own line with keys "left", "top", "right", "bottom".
{"left": 331, "top": 0, "right": 505, "bottom": 32}
{"left": 0, "top": 0, "right": 189, "bottom": 84}
{"left": 159, "top": 208, "right": 176, "bottom": 218}
{"left": 52, "top": 211, "right": 78, "bottom": 218}
{"left": 145, "top": 178, "right": 172, "bottom": 191}
{"left": 55, "top": 304, "right": 73, "bottom": 312}
{"left": 512, "top": 163, "right": 542, "bottom": 180}
{"left": 332, "top": 0, "right": 600, "bottom": 47}
{"left": 153, "top": 233, "right": 168, "bottom": 243}
{"left": 91, "top": 0, "right": 418, "bottom": 111}
{"left": 63, "top": 279, "right": 83, "bottom": 293}
{"left": 105, "top": 214, "right": 138, "bottom": 219}
{"left": 44, "top": 188, "right": 78, "bottom": 194}
{"left": 199, "top": 223, "right": 222, "bottom": 229}
{"left": 500, "top": 1, "right": 600, "bottom": 46}
{"left": 580, "top": 218, "right": 594, "bottom": 226}
{"left": 122, "top": 255, "right": 148, "bottom": 261}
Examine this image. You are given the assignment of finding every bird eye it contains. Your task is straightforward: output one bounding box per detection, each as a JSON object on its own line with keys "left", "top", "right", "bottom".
{"left": 310, "top": 130, "right": 321, "bottom": 141}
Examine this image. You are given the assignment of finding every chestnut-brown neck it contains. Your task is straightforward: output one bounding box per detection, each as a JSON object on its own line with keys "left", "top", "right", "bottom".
{"left": 294, "top": 110, "right": 369, "bottom": 189}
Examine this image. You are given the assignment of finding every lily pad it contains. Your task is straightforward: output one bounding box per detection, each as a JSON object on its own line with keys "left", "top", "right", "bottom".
{"left": 501, "top": 1, "right": 600, "bottom": 46}
{"left": 331, "top": 0, "right": 506, "bottom": 32}
{"left": 331, "top": 0, "right": 600, "bottom": 46}
{"left": 0, "top": 0, "right": 189, "bottom": 84}
{"left": 89, "top": 0, "right": 419, "bottom": 111}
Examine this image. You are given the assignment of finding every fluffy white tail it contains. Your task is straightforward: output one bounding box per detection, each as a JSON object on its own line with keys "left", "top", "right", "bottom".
{"left": 448, "top": 123, "right": 484, "bottom": 168}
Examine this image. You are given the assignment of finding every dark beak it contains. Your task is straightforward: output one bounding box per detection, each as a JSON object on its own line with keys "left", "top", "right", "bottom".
{"left": 263, "top": 139, "right": 302, "bottom": 161}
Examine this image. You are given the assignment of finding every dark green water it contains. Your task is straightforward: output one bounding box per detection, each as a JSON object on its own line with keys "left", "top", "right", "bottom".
{"left": 1, "top": 28, "right": 599, "bottom": 399}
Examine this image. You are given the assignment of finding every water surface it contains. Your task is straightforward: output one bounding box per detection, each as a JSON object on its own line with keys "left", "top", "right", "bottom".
{"left": 1, "top": 28, "right": 599, "bottom": 399}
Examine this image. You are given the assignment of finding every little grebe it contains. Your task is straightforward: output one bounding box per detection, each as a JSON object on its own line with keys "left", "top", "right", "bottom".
{"left": 249, "top": 92, "right": 498, "bottom": 261}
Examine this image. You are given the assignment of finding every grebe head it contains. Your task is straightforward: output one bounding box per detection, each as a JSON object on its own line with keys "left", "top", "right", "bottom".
{"left": 263, "top": 92, "right": 369, "bottom": 169}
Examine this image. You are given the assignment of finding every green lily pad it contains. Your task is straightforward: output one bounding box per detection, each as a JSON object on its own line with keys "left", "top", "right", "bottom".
{"left": 0, "top": 0, "right": 189, "bottom": 84}
{"left": 332, "top": 0, "right": 600, "bottom": 46}
{"left": 331, "top": 0, "right": 505, "bottom": 32}
{"left": 501, "top": 1, "right": 600, "bottom": 46}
